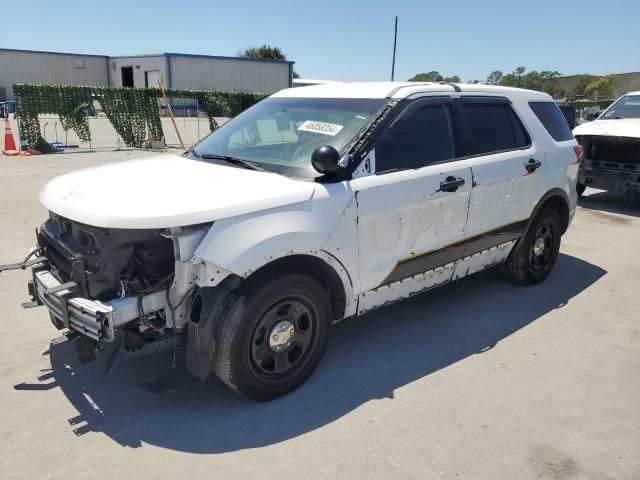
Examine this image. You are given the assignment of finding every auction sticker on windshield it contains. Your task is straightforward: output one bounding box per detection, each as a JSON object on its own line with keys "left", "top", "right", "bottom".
{"left": 298, "top": 121, "right": 344, "bottom": 136}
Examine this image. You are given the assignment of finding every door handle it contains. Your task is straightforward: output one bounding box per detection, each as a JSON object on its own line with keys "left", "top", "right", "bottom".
{"left": 525, "top": 158, "right": 542, "bottom": 173}
{"left": 438, "top": 176, "right": 465, "bottom": 192}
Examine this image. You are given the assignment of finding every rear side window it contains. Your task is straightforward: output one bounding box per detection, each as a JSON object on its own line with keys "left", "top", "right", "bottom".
{"left": 375, "top": 102, "right": 457, "bottom": 172}
{"left": 529, "top": 101, "right": 574, "bottom": 141}
{"left": 463, "top": 102, "right": 530, "bottom": 155}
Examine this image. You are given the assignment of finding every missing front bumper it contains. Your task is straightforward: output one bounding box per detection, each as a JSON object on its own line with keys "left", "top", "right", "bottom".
{"left": 29, "top": 266, "right": 167, "bottom": 342}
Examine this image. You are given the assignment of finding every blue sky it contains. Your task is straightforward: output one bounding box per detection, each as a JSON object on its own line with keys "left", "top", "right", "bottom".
{"left": 2, "top": 0, "right": 638, "bottom": 82}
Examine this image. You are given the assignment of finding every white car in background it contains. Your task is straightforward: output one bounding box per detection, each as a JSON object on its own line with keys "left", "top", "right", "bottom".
{"left": 573, "top": 91, "right": 640, "bottom": 196}
{"left": 2, "top": 82, "right": 581, "bottom": 401}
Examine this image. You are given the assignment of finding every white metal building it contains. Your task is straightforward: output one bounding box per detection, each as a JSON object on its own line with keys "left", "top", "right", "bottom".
{"left": 0, "top": 49, "right": 109, "bottom": 101}
{"left": 0, "top": 49, "right": 294, "bottom": 101}
{"left": 109, "top": 53, "right": 293, "bottom": 93}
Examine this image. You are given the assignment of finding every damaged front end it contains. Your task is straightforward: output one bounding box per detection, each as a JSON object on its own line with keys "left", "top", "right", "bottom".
{"left": 2, "top": 213, "right": 212, "bottom": 358}
{"left": 576, "top": 135, "right": 640, "bottom": 194}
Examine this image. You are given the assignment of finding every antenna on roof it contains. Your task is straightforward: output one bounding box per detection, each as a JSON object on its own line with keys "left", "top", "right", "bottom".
{"left": 390, "top": 16, "right": 398, "bottom": 81}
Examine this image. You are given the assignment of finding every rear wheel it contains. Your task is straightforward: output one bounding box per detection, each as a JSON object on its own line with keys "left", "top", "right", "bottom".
{"left": 213, "top": 274, "right": 331, "bottom": 401}
{"left": 576, "top": 183, "right": 587, "bottom": 197}
{"left": 502, "top": 208, "right": 561, "bottom": 285}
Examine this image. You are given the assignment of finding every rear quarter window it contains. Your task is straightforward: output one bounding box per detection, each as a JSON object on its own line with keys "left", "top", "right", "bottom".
{"left": 529, "top": 101, "right": 574, "bottom": 142}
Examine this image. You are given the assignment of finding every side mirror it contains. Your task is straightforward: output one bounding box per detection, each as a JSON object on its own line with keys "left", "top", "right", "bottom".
{"left": 311, "top": 145, "right": 341, "bottom": 174}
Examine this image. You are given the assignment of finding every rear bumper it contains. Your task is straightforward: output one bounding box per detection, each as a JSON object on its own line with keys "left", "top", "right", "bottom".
{"left": 30, "top": 265, "right": 167, "bottom": 342}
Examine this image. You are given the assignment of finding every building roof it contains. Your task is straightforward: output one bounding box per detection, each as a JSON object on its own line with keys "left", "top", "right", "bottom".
{"left": 0, "top": 47, "right": 108, "bottom": 58}
{"left": 273, "top": 81, "right": 552, "bottom": 100}
{"left": 0, "top": 48, "right": 294, "bottom": 65}
{"left": 163, "top": 52, "right": 294, "bottom": 65}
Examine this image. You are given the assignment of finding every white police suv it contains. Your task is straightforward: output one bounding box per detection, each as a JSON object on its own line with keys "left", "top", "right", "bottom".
{"left": 2, "top": 82, "right": 581, "bottom": 400}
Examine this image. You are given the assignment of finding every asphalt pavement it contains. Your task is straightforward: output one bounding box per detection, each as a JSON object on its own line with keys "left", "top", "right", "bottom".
{"left": 0, "top": 151, "right": 638, "bottom": 480}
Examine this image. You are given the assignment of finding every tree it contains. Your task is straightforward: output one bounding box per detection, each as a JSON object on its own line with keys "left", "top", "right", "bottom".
{"left": 500, "top": 67, "right": 528, "bottom": 88}
{"left": 442, "top": 75, "right": 461, "bottom": 83}
{"left": 538, "top": 70, "right": 562, "bottom": 97}
{"left": 500, "top": 73, "right": 518, "bottom": 87}
{"left": 495, "top": 67, "right": 563, "bottom": 97}
{"left": 239, "top": 45, "right": 300, "bottom": 78}
{"left": 569, "top": 74, "right": 595, "bottom": 97}
{"left": 409, "top": 71, "right": 443, "bottom": 82}
{"left": 486, "top": 70, "right": 503, "bottom": 85}
{"left": 522, "top": 71, "right": 542, "bottom": 90}
{"left": 584, "top": 75, "right": 615, "bottom": 99}
{"left": 239, "top": 45, "right": 286, "bottom": 60}
{"left": 514, "top": 66, "right": 526, "bottom": 87}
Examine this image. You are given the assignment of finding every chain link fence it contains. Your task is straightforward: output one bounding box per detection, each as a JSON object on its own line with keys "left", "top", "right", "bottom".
{"left": 22, "top": 98, "right": 229, "bottom": 153}
{"left": 6, "top": 98, "right": 234, "bottom": 152}
{"left": 161, "top": 97, "right": 228, "bottom": 148}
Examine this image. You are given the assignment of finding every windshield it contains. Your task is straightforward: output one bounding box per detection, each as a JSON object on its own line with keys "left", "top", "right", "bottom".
{"left": 190, "top": 97, "right": 384, "bottom": 177}
{"left": 600, "top": 94, "right": 640, "bottom": 119}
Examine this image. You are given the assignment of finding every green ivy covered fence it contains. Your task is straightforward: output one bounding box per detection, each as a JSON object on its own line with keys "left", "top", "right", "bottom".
{"left": 13, "top": 84, "right": 266, "bottom": 152}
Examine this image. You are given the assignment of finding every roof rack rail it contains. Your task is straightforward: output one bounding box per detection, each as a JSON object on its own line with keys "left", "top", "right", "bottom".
{"left": 438, "top": 81, "right": 461, "bottom": 92}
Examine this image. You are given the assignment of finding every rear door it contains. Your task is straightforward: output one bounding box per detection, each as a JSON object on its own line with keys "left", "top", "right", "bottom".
{"left": 452, "top": 96, "right": 544, "bottom": 279}
{"left": 352, "top": 96, "right": 473, "bottom": 313}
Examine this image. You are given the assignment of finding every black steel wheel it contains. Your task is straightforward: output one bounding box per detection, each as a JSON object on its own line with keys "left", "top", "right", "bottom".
{"left": 502, "top": 208, "right": 562, "bottom": 285}
{"left": 212, "top": 274, "right": 331, "bottom": 401}
{"left": 249, "top": 295, "right": 319, "bottom": 380}
{"left": 529, "top": 222, "right": 555, "bottom": 272}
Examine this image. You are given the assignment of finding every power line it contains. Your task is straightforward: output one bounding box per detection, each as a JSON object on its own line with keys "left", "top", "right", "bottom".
{"left": 391, "top": 16, "right": 398, "bottom": 81}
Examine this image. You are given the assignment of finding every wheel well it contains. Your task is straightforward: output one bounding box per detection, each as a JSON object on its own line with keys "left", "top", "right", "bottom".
{"left": 539, "top": 194, "right": 570, "bottom": 233}
{"left": 243, "top": 255, "right": 347, "bottom": 321}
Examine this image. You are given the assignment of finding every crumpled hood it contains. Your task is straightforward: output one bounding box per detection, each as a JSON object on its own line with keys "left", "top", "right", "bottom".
{"left": 573, "top": 118, "right": 640, "bottom": 138}
{"left": 40, "top": 154, "right": 316, "bottom": 229}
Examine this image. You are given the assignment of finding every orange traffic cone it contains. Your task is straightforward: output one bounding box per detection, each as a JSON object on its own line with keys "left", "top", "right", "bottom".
{"left": 3, "top": 117, "right": 18, "bottom": 154}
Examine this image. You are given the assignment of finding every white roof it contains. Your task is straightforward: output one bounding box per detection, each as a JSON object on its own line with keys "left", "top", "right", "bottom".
{"left": 273, "top": 81, "right": 552, "bottom": 101}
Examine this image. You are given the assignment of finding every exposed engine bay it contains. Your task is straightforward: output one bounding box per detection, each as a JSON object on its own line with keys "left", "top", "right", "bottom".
{"left": 26, "top": 213, "right": 202, "bottom": 359}
{"left": 576, "top": 135, "right": 640, "bottom": 194}
{"left": 39, "top": 213, "right": 175, "bottom": 300}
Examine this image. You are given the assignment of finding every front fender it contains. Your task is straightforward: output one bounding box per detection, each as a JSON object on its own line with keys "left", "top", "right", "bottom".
{"left": 193, "top": 181, "right": 356, "bottom": 285}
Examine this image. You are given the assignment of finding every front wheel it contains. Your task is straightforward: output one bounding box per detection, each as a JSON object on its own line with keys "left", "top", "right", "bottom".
{"left": 502, "top": 208, "right": 562, "bottom": 285}
{"left": 213, "top": 274, "right": 331, "bottom": 401}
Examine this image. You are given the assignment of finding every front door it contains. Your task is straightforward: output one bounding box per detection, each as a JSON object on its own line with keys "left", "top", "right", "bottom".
{"left": 351, "top": 96, "right": 473, "bottom": 314}
{"left": 145, "top": 70, "right": 161, "bottom": 88}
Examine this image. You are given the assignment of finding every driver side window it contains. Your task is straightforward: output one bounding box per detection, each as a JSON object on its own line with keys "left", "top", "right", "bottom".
{"left": 375, "top": 101, "right": 457, "bottom": 173}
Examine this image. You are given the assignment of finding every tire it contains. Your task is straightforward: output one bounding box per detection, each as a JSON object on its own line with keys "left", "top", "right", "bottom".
{"left": 576, "top": 183, "right": 586, "bottom": 197}
{"left": 502, "top": 208, "right": 562, "bottom": 285}
{"left": 213, "top": 274, "right": 331, "bottom": 401}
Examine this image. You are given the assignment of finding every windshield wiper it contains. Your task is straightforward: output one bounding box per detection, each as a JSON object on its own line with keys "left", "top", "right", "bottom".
{"left": 184, "top": 146, "right": 201, "bottom": 157}
{"left": 192, "top": 151, "right": 265, "bottom": 171}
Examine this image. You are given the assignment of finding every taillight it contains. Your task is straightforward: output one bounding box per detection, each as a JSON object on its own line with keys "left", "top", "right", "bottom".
{"left": 573, "top": 145, "right": 584, "bottom": 165}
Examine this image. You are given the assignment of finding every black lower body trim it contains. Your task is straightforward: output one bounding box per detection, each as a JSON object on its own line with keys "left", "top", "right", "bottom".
{"left": 380, "top": 219, "right": 528, "bottom": 286}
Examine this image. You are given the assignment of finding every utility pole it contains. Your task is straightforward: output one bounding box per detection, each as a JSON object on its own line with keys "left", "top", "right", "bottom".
{"left": 391, "top": 16, "right": 398, "bottom": 81}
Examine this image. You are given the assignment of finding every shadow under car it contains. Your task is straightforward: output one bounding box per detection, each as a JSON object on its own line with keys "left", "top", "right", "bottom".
{"left": 14, "top": 253, "right": 606, "bottom": 453}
